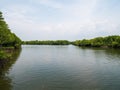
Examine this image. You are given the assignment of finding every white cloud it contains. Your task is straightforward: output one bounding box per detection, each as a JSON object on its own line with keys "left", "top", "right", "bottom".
{"left": 30, "top": 0, "right": 64, "bottom": 9}
{"left": 1, "top": 0, "right": 120, "bottom": 40}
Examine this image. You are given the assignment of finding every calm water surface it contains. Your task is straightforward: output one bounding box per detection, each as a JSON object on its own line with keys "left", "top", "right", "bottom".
{"left": 0, "top": 45, "right": 120, "bottom": 90}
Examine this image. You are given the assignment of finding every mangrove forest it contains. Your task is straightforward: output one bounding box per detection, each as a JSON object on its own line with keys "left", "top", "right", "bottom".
{"left": 22, "top": 35, "right": 120, "bottom": 48}
{"left": 0, "top": 11, "right": 21, "bottom": 60}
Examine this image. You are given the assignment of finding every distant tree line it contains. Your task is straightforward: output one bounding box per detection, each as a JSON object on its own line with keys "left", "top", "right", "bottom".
{"left": 23, "top": 36, "right": 120, "bottom": 48}
{"left": 22, "top": 40, "right": 70, "bottom": 45}
{"left": 73, "top": 35, "right": 120, "bottom": 48}
{"left": 0, "top": 11, "right": 21, "bottom": 49}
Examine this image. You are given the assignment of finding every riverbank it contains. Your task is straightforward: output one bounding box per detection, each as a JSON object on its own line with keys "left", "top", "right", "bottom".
{"left": 22, "top": 35, "right": 120, "bottom": 48}
{"left": 73, "top": 35, "right": 120, "bottom": 48}
{"left": 0, "top": 11, "right": 22, "bottom": 62}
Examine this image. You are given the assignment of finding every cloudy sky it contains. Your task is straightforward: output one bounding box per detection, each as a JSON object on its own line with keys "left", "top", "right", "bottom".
{"left": 0, "top": 0, "right": 120, "bottom": 40}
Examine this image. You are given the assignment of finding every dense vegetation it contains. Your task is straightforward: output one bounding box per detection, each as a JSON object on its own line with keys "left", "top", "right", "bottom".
{"left": 23, "top": 36, "right": 120, "bottom": 48}
{"left": 0, "top": 11, "right": 21, "bottom": 60}
{"left": 23, "top": 40, "right": 70, "bottom": 45}
{"left": 0, "top": 11, "right": 21, "bottom": 49}
{"left": 73, "top": 35, "right": 120, "bottom": 48}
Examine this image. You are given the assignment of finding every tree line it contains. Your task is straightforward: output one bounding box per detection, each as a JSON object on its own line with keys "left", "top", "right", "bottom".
{"left": 23, "top": 36, "right": 120, "bottom": 48}
{"left": 73, "top": 35, "right": 120, "bottom": 48}
{"left": 0, "top": 11, "right": 21, "bottom": 49}
{"left": 23, "top": 40, "right": 70, "bottom": 45}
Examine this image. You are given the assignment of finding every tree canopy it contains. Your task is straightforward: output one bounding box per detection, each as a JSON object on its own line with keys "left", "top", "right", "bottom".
{"left": 0, "top": 11, "right": 21, "bottom": 49}
{"left": 73, "top": 35, "right": 120, "bottom": 48}
{"left": 23, "top": 40, "right": 70, "bottom": 45}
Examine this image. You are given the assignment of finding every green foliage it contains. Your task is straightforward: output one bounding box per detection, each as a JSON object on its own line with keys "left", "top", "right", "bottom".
{"left": 91, "top": 37, "right": 104, "bottom": 47}
{"left": 0, "top": 11, "right": 21, "bottom": 48}
{"left": 73, "top": 35, "right": 120, "bottom": 48}
{"left": 0, "top": 50, "right": 11, "bottom": 60}
{"left": 23, "top": 40, "right": 70, "bottom": 45}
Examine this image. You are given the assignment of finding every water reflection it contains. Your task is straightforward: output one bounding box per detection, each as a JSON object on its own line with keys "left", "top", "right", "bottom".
{"left": 0, "top": 49, "right": 21, "bottom": 90}
{"left": 1, "top": 45, "right": 120, "bottom": 90}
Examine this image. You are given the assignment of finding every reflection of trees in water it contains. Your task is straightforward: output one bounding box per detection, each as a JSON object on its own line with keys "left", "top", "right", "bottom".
{"left": 0, "top": 49, "right": 21, "bottom": 90}
{"left": 104, "top": 49, "right": 120, "bottom": 62}
{"left": 77, "top": 46, "right": 120, "bottom": 61}
{"left": 105, "top": 49, "right": 120, "bottom": 57}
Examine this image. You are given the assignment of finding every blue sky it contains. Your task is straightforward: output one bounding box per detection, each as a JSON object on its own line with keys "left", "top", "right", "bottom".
{"left": 0, "top": 0, "right": 120, "bottom": 40}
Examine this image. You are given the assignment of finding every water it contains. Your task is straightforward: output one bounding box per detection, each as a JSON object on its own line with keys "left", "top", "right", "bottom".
{"left": 0, "top": 45, "right": 120, "bottom": 90}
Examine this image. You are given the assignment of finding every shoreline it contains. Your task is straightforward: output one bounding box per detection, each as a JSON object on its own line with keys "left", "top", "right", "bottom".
{"left": 22, "top": 44, "right": 120, "bottom": 49}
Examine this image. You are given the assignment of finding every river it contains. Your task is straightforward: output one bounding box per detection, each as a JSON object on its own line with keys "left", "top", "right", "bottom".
{"left": 0, "top": 45, "right": 120, "bottom": 90}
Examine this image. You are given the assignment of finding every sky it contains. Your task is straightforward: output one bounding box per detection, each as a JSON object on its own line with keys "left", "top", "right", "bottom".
{"left": 0, "top": 0, "right": 120, "bottom": 41}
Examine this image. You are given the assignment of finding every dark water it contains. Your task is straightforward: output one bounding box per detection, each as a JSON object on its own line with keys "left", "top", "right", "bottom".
{"left": 0, "top": 45, "right": 120, "bottom": 90}
{"left": 0, "top": 49, "right": 21, "bottom": 90}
